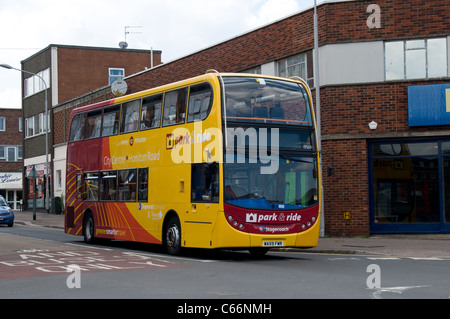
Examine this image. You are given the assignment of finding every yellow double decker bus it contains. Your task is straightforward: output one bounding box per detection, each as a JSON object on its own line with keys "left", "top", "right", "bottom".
{"left": 65, "top": 71, "right": 321, "bottom": 255}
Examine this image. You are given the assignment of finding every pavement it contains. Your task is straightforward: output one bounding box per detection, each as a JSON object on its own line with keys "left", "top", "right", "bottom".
{"left": 11, "top": 210, "right": 450, "bottom": 259}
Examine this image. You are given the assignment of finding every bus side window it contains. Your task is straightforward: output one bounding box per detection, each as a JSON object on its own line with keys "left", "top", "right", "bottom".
{"left": 141, "top": 95, "right": 162, "bottom": 130}
{"left": 118, "top": 169, "right": 137, "bottom": 202}
{"left": 100, "top": 171, "right": 117, "bottom": 201}
{"left": 76, "top": 174, "right": 83, "bottom": 199}
{"left": 187, "top": 83, "right": 213, "bottom": 122}
{"left": 86, "top": 110, "right": 103, "bottom": 139}
{"left": 85, "top": 172, "right": 99, "bottom": 201}
{"left": 102, "top": 105, "right": 120, "bottom": 137}
{"left": 163, "top": 88, "right": 188, "bottom": 126}
{"left": 69, "top": 113, "right": 86, "bottom": 142}
{"left": 121, "top": 99, "right": 141, "bottom": 134}
{"left": 191, "top": 163, "right": 219, "bottom": 203}
{"left": 138, "top": 168, "right": 149, "bottom": 202}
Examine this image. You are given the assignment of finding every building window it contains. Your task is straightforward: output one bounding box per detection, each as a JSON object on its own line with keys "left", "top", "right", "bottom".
{"left": 242, "top": 66, "right": 262, "bottom": 74}
{"left": 385, "top": 38, "right": 448, "bottom": 80}
{"left": 25, "top": 113, "right": 50, "bottom": 138}
{"left": 24, "top": 68, "right": 50, "bottom": 98}
{"left": 56, "top": 170, "right": 62, "bottom": 190}
{"left": 0, "top": 117, "right": 5, "bottom": 131}
{"left": 278, "top": 54, "right": 307, "bottom": 80}
{"left": 109, "top": 68, "right": 125, "bottom": 84}
{"left": 19, "top": 117, "right": 22, "bottom": 132}
{"left": 6, "top": 147, "right": 16, "bottom": 162}
{"left": 0, "top": 146, "right": 21, "bottom": 161}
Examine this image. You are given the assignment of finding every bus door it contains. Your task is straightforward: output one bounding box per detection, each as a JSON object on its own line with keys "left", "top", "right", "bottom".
{"left": 184, "top": 162, "right": 220, "bottom": 248}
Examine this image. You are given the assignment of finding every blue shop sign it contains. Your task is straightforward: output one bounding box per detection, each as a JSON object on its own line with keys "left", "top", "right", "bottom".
{"left": 408, "top": 83, "right": 450, "bottom": 127}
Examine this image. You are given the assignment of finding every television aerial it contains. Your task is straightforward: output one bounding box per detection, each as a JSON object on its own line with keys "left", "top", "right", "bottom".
{"left": 119, "top": 26, "right": 142, "bottom": 49}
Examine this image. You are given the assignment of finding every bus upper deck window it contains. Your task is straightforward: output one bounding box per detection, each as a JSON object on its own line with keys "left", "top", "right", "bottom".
{"left": 121, "top": 99, "right": 141, "bottom": 134}
{"left": 86, "top": 110, "right": 102, "bottom": 139}
{"left": 69, "top": 113, "right": 86, "bottom": 142}
{"left": 187, "top": 83, "right": 213, "bottom": 122}
{"left": 102, "top": 105, "right": 120, "bottom": 137}
{"left": 141, "top": 95, "right": 162, "bottom": 130}
{"left": 163, "top": 88, "right": 188, "bottom": 126}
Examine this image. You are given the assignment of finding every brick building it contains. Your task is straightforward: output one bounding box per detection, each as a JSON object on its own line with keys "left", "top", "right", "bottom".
{"left": 0, "top": 108, "right": 23, "bottom": 210}
{"left": 53, "top": 0, "right": 450, "bottom": 235}
{"left": 21, "top": 45, "right": 162, "bottom": 209}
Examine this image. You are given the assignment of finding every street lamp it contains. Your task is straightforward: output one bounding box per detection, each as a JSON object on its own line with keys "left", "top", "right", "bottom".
{"left": 0, "top": 63, "right": 50, "bottom": 212}
{"left": 313, "top": 1, "right": 325, "bottom": 238}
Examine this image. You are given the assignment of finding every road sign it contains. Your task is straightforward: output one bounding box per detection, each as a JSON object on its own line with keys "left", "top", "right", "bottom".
{"left": 27, "top": 166, "right": 39, "bottom": 179}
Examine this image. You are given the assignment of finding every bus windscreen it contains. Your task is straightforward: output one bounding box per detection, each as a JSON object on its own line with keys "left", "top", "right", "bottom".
{"left": 223, "top": 77, "right": 312, "bottom": 125}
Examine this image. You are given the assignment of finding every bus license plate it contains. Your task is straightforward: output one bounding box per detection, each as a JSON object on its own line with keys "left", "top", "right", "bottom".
{"left": 263, "top": 241, "right": 284, "bottom": 247}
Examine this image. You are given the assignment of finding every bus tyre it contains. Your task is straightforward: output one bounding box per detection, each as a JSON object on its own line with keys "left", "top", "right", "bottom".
{"left": 83, "top": 213, "right": 95, "bottom": 244}
{"left": 165, "top": 216, "right": 182, "bottom": 255}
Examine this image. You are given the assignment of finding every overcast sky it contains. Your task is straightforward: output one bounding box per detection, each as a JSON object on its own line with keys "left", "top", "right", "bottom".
{"left": 0, "top": 0, "right": 322, "bottom": 109}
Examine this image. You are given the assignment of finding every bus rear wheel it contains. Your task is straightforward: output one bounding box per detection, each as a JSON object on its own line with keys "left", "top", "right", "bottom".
{"left": 164, "top": 216, "right": 182, "bottom": 255}
{"left": 83, "top": 212, "right": 95, "bottom": 244}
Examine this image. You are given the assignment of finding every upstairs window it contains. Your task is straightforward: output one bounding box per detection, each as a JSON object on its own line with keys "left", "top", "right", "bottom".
{"left": 24, "top": 68, "right": 50, "bottom": 98}
{"left": 109, "top": 68, "right": 125, "bottom": 85}
{"left": 278, "top": 54, "right": 307, "bottom": 80}
{"left": 385, "top": 38, "right": 448, "bottom": 80}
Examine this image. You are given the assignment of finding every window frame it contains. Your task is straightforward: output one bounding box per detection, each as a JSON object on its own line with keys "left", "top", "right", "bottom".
{"left": 191, "top": 162, "right": 220, "bottom": 203}
{"left": 102, "top": 105, "right": 121, "bottom": 137}
{"left": 140, "top": 94, "right": 163, "bottom": 131}
{"left": 385, "top": 37, "right": 448, "bottom": 81}
{"left": 68, "top": 113, "right": 86, "bottom": 142}
{"left": 187, "top": 83, "right": 214, "bottom": 123}
{"left": 100, "top": 170, "right": 118, "bottom": 202}
{"left": 278, "top": 53, "right": 308, "bottom": 80}
{"left": 118, "top": 168, "right": 138, "bottom": 202}
{"left": 120, "top": 99, "right": 141, "bottom": 134}
{"left": 109, "top": 68, "right": 125, "bottom": 85}
{"left": 85, "top": 172, "right": 99, "bottom": 202}
{"left": 162, "top": 87, "right": 188, "bottom": 127}
{"left": 138, "top": 168, "right": 149, "bottom": 202}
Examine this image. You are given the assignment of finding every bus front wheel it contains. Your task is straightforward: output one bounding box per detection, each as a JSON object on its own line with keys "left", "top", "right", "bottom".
{"left": 164, "top": 216, "right": 182, "bottom": 255}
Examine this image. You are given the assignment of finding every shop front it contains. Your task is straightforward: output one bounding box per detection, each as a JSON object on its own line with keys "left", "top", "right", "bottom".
{"left": 369, "top": 138, "right": 450, "bottom": 234}
{"left": 25, "top": 164, "right": 51, "bottom": 209}
{"left": 0, "top": 172, "right": 23, "bottom": 210}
